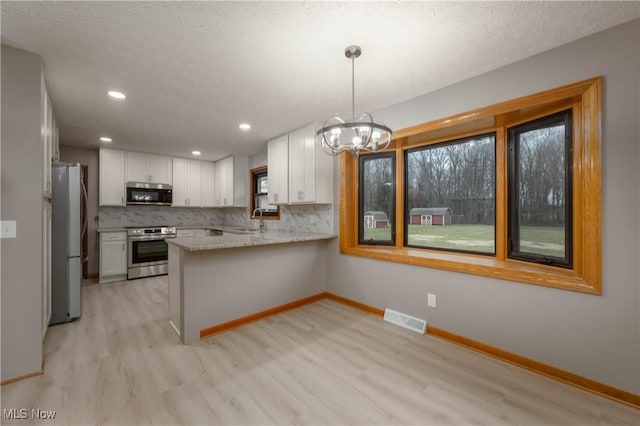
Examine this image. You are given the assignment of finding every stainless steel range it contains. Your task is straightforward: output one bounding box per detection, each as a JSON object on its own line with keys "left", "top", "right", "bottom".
{"left": 127, "top": 226, "right": 176, "bottom": 279}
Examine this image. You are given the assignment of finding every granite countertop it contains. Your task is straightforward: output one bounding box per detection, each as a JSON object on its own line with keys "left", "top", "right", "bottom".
{"left": 167, "top": 231, "right": 336, "bottom": 252}
{"left": 97, "top": 225, "right": 227, "bottom": 233}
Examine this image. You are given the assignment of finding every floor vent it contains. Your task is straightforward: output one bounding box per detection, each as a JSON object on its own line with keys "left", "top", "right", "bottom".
{"left": 383, "top": 309, "right": 427, "bottom": 334}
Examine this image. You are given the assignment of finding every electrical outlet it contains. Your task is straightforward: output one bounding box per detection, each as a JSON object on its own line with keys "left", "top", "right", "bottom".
{"left": 427, "top": 293, "right": 437, "bottom": 308}
{"left": 0, "top": 220, "right": 17, "bottom": 239}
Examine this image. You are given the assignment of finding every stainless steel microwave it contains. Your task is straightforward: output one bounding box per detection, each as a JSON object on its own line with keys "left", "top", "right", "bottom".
{"left": 126, "top": 182, "right": 173, "bottom": 206}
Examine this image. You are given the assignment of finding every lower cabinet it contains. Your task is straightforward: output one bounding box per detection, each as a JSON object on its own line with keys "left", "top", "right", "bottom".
{"left": 100, "top": 231, "right": 127, "bottom": 283}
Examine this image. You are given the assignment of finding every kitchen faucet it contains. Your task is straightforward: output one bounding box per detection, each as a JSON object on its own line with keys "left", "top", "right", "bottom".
{"left": 252, "top": 208, "right": 264, "bottom": 232}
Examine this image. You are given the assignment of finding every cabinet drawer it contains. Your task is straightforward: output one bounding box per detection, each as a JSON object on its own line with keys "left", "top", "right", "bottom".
{"left": 101, "top": 231, "right": 127, "bottom": 242}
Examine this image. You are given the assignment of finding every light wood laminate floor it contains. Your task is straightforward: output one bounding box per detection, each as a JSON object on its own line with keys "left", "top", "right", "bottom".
{"left": 2, "top": 277, "right": 638, "bottom": 425}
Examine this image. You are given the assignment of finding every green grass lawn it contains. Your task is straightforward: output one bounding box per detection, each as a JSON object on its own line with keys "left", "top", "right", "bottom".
{"left": 364, "top": 224, "right": 565, "bottom": 257}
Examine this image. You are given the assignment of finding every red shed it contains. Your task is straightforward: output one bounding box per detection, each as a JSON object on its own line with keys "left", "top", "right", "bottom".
{"left": 409, "top": 207, "right": 452, "bottom": 226}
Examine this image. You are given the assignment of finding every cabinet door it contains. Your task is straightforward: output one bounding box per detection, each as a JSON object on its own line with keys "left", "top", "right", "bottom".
{"left": 289, "top": 125, "right": 313, "bottom": 203}
{"left": 200, "top": 161, "right": 215, "bottom": 207}
{"left": 267, "top": 135, "right": 289, "bottom": 204}
{"left": 100, "top": 149, "right": 126, "bottom": 206}
{"left": 288, "top": 123, "right": 333, "bottom": 204}
{"left": 218, "top": 157, "right": 231, "bottom": 206}
{"left": 300, "top": 123, "right": 317, "bottom": 202}
{"left": 172, "top": 158, "right": 188, "bottom": 206}
{"left": 231, "top": 155, "right": 248, "bottom": 207}
{"left": 186, "top": 160, "right": 202, "bottom": 207}
{"left": 100, "top": 240, "right": 127, "bottom": 276}
{"left": 52, "top": 113, "right": 60, "bottom": 161}
{"left": 42, "top": 203, "right": 51, "bottom": 340}
{"left": 214, "top": 161, "right": 222, "bottom": 206}
{"left": 147, "top": 154, "right": 172, "bottom": 184}
{"left": 42, "top": 88, "right": 52, "bottom": 198}
{"left": 126, "top": 152, "right": 149, "bottom": 183}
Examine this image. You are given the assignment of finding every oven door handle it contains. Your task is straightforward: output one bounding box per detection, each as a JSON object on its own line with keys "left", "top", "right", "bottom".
{"left": 128, "top": 235, "right": 175, "bottom": 241}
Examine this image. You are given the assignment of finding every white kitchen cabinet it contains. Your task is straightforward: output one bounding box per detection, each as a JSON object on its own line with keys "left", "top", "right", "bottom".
{"left": 289, "top": 123, "right": 333, "bottom": 204}
{"left": 52, "top": 114, "right": 60, "bottom": 161}
{"left": 214, "top": 158, "right": 222, "bottom": 206}
{"left": 215, "top": 155, "right": 248, "bottom": 207}
{"left": 172, "top": 158, "right": 202, "bottom": 207}
{"left": 100, "top": 231, "right": 127, "bottom": 283}
{"left": 200, "top": 161, "right": 215, "bottom": 207}
{"left": 41, "top": 83, "right": 58, "bottom": 198}
{"left": 126, "top": 152, "right": 172, "bottom": 184}
{"left": 267, "top": 134, "right": 289, "bottom": 204}
{"left": 42, "top": 202, "right": 52, "bottom": 340}
{"left": 99, "top": 149, "right": 126, "bottom": 206}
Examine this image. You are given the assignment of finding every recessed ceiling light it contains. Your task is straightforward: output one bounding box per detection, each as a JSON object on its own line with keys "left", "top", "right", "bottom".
{"left": 100, "top": 137, "right": 113, "bottom": 143}
{"left": 192, "top": 150, "right": 201, "bottom": 156}
{"left": 107, "top": 90, "right": 126, "bottom": 99}
{"left": 239, "top": 123, "right": 251, "bottom": 131}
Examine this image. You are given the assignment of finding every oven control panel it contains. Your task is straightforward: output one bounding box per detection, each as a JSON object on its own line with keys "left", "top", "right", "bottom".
{"left": 127, "top": 227, "right": 176, "bottom": 237}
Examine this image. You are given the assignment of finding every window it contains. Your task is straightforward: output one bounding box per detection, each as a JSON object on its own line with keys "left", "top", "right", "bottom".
{"left": 359, "top": 152, "right": 395, "bottom": 245}
{"left": 508, "top": 110, "right": 572, "bottom": 267}
{"left": 250, "top": 166, "right": 279, "bottom": 219}
{"left": 340, "top": 77, "right": 602, "bottom": 294}
{"left": 405, "top": 133, "right": 495, "bottom": 254}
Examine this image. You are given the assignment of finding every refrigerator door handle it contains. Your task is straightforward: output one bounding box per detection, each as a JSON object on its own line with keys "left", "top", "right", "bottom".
{"left": 80, "top": 176, "right": 89, "bottom": 263}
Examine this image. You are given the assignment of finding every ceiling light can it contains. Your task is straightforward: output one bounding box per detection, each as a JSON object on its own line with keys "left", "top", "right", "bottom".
{"left": 107, "top": 90, "right": 126, "bottom": 99}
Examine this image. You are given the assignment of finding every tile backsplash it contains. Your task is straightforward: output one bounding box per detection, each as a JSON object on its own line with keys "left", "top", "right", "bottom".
{"left": 100, "top": 204, "right": 334, "bottom": 234}
{"left": 226, "top": 204, "right": 334, "bottom": 234}
{"left": 99, "top": 206, "right": 224, "bottom": 228}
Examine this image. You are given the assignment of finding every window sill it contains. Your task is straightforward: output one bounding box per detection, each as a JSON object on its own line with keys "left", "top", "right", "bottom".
{"left": 342, "top": 245, "right": 599, "bottom": 294}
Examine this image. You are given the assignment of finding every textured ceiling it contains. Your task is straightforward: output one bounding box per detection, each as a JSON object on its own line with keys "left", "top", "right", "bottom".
{"left": 2, "top": 1, "right": 638, "bottom": 161}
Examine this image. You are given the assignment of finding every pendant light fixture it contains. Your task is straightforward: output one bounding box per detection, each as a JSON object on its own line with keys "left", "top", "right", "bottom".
{"left": 317, "top": 45, "right": 392, "bottom": 157}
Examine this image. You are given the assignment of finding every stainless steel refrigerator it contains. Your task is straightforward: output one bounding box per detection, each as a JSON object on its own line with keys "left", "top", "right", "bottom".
{"left": 51, "top": 162, "right": 84, "bottom": 324}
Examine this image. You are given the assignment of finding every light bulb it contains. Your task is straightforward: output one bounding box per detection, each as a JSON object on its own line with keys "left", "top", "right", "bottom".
{"left": 352, "top": 136, "right": 362, "bottom": 146}
{"left": 372, "top": 131, "right": 381, "bottom": 141}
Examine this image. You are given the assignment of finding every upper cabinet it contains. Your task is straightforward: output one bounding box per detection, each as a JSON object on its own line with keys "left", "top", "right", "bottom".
{"left": 200, "top": 161, "right": 216, "bottom": 207}
{"left": 41, "top": 80, "right": 58, "bottom": 198}
{"left": 267, "top": 135, "right": 289, "bottom": 204}
{"left": 289, "top": 123, "right": 333, "bottom": 204}
{"left": 126, "top": 152, "right": 172, "bottom": 184}
{"left": 215, "top": 155, "right": 248, "bottom": 207}
{"left": 172, "top": 158, "right": 202, "bottom": 207}
{"left": 100, "top": 149, "right": 126, "bottom": 206}
{"left": 267, "top": 123, "right": 333, "bottom": 205}
{"left": 99, "top": 149, "right": 216, "bottom": 208}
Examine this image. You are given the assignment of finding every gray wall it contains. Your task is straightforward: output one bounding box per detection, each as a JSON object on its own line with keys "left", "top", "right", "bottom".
{"left": 1, "top": 45, "right": 45, "bottom": 381}
{"left": 327, "top": 19, "right": 640, "bottom": 394}
{"left": 59, "top": 146, "right": 99, "bottom": 277}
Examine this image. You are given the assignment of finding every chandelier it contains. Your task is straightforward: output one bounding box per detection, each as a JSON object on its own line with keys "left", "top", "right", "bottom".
{"left": 317, "top": 45, "right": 392, "bottom": 157}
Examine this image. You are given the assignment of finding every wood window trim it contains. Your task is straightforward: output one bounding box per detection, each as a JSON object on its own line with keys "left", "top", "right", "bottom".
{"left": 250, "top": 166, "right": 280, "bottom": 220}
{"left": 340, "top": 77, "right": 602, "bottom": 294}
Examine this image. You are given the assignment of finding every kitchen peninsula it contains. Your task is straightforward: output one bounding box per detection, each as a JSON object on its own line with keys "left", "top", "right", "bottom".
{"left": 167, "top": 230, "right": 336, "bottom": 344}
